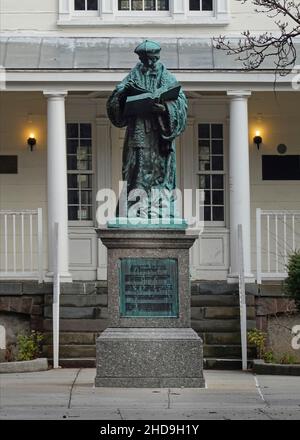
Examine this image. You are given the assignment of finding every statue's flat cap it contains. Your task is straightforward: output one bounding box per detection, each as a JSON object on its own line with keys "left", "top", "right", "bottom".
{"left": 134, "top": 40, "right": 161, "bottom": 56}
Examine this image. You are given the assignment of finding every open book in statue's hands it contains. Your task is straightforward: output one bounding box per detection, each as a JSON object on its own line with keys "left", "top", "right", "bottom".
{"left": 124, "top": 84, "right": 181, "bottom": 117}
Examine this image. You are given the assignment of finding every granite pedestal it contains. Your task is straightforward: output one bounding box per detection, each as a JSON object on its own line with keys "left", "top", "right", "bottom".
{"left": 95, "top": 228, "right": 205, "bottom": 388}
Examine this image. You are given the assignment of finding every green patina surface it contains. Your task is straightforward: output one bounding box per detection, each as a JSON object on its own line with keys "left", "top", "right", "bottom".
{"left": 119, "top": 258, "right": 179, "bottom": 318}
{"left": 107, "top": 40, "right": 187, "bottom": 222}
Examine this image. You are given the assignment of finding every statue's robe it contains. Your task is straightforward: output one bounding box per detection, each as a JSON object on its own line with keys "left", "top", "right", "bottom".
{"left": 107, "top": 61, "right": 187, "bottom": 217}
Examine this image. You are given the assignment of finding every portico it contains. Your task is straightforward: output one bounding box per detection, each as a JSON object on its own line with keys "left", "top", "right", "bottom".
{"left": 1, "top": 37, "right": 299, "bottom": 284}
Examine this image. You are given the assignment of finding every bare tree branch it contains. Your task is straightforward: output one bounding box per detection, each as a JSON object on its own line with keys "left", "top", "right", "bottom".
{"left": 215, "top": 0, "right": 300, "bottom": 75}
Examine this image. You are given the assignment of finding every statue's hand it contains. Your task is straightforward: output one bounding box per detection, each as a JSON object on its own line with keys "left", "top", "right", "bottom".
{"left": 152, "top": 103, "right": 166, "bottom": 114}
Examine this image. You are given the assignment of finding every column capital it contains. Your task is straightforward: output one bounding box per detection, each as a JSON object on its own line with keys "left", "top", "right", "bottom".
{"left": 227, "top": 90, "right": 252, "bottom": 99}
{"left": 43, "top": 90, "right": 68, "bottom": 99}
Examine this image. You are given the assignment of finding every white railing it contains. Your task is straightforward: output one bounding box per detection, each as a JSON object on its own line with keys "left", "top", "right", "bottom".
{"left": 238, "top": 224, "right": 248, "bottom": 371}
{"left": 0, "top": 209, "right": 43, "bottom": 282}
{"left": 256, "top": 209, "right": 300, "bottom": 284}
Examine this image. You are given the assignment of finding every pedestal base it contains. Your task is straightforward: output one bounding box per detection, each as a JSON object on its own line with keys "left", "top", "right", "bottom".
{"left": 95, "top": 328, "right": 205, "bottom": 388}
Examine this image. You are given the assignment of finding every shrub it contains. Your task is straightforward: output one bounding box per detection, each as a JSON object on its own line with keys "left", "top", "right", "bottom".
{"left": 279, "top": 353, "right": 297, "bottom": 365}
{"left": 17, "top": 331, "right": 43, "bottom": 361}
{"left": 284, "top": 251, "right": 300, "bottom": 309}
{"left": 248, "top": 329, "right": 277, "bottom": 363}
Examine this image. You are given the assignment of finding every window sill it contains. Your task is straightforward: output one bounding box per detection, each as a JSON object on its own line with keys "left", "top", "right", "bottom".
{"left": 57, "top": 16, "right": 230, "bottom": 27}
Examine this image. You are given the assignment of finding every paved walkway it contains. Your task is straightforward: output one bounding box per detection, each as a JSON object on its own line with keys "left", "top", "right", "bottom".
{"left": 0, "top": 369, "right": 300, "bottom": 420}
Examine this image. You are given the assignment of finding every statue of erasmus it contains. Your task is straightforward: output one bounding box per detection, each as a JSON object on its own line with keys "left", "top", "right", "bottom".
{"left": 107, "top": 40, "right": 188, "bottom": 220}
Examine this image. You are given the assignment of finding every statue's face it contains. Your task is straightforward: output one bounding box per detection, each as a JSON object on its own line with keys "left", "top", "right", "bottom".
{"left": 140, "top": 54, "right": 160, "bottom": 70}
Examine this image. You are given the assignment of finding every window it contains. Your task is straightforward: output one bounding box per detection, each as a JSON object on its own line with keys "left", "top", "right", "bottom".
{"left": 74, "top": 0, "right": 98, "bottom": 10}
{"left": 197, "top": 124, "right": 225, "bottom": 223}
{"left": 189, "top": 0, "right": 213, "bottom": 11}
{"left": 58, "top": 0, "right": 230, "bottom": 25}
{"left": 67, "top": 123, "right": 94, "bottom": 222}
{"left": 118, "top": 0, "right": 169, "bottom": 10}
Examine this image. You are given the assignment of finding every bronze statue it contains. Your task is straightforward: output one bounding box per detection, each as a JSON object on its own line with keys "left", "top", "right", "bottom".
{"left": 107, "top": 40, "right": 187, "bottom": 219}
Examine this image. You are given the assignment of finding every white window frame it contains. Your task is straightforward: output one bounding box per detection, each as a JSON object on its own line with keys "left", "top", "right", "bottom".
{"left": 117, "top": 0, "right": 170, "bottom": 17}
{"left": 58, "top": 0, "right": 230, "bottom": 26}
{"left": 73, "top": 0, "right": 99, "bottom": 16}
{"left": 66, "top": 120, "right": 96, "bottom": 227}
{"left": 194, "top": 121, "right": 228, "bottom": 227}
{"left": 188, "top": 0, "right": 214, "bottom": 17}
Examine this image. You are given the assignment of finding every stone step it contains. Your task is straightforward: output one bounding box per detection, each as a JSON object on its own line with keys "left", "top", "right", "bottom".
{"left": 191, "top": 319, "right": 256, "bottom": 333}
{"left": 44, "top": 306, "right": 109, "bottom": 319}
{"left": 191, "top": 294, "right": 255, "bottom": 307}
{"left": 43, "top": 319, "right": 108, "bottom": 332}
{"left": 204, "top": 358, "right": 254, "bottom": 370}
{"left": 49, "top": 358, "right": 96, "bottom": 368}
{"left": 191, "top": 306, "right": 255, "bottom": 320}
{"left": 200, "top": 332, "right": 243, "bottom": 345}
{"left": 43, "top": 345, "right": 96, "bottom": 358}
{"left": 203, "top": 344, "right": 256, "bottom": 358}
{"left": 43, "top": 332, "right": 98, "bottom": 345}
{"left": 44, "top": 293, "right": 108, "bottom": 307}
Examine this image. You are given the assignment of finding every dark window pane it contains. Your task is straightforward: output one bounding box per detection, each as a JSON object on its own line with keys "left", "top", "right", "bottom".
{"left": 204, "top": 190, "right": 211, "bottom": 205}
{"left": 199, "top": 146, "right": 210, "bottom": 159}
{"left": 68, "top": 190, "right": 79, "bottom": 204}
{"left": 199, "top": 176, "right": 205, "bottom": 189}
{"left": 204, "top": 207, "right": 211, "bottom": 221}
{"left": 213, "top": 207, "right": 224, "bottom": 221}
{"left": 202, "top": 0, "right": 213, "bottom": 10}
{"left": 79, "top": 206, "right": 92, "bottom": 220}
{"left": 75, "top": 0, "right": 85, "bottom": 10}
{"left": 211, "top": 140, "right": 223, "bottom": 154}
{"left": 145, "top": 0, "right": 155, "bottom": 9}
{"left": 132, "top": 0, "right": 143, "bottom": 10}
{"left": 80, "top": 123, "right": 92, "bottom": 138}
{"left": 81, "top": 191, "right": 93, "bottom": 204}
{"left": 67, "top": 156, "right": 78, "bottom": 171}
{"left": 212, "top": 175, "right": 224, "bottom": 189}
{"left": 80, "top": 138, "right": 92, "bottom": 148}
{"left": 212, "top": 156, "right": 224, "bottom": 171}
{"left": 205, "top": 175, "right": 211, "bottom": 189}
{"left": 119, "top": 0, "right": 129, "bottom": 9}
{"left": 211, "top": 124, "right": 223, "bottom": 139}
{"left": 190, "top": 0, "right": 200, "bottom": 10}
{"left": 199, "top": 139, "right": 210, "bottom": 149}
{"left": 212, "top": 191, "right": 224, "bottom": 205}
{"left": 78, "top": 159, "right": 92, "bottom": 171}
{"left": 198, "top": 124, "right": 210, "bottom": 139}
{"left": 158, "top": 0, "right": 169, "bottom": 10}
{"left": 67, "top": 139, "right": 79, "bottom": 154}
{"left": 87, "top": 0, "right": 98, "bottom": 10}
{"left": 67, "top": 123, "right": 78, "bottom": 138}
{"left": 80, "top": 174, "right": 93, "bottom": 188}
{"left": 199, "top": 160, "right": 210, "bottom": 171}
{"left": 68, "top": 206, "right": 79, "bottom": 220}
{"left": 68, "top": 174, "right": 79, "bottom": 188}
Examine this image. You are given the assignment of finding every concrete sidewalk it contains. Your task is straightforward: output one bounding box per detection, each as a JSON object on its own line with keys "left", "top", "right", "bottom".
{"left": 0, "top": 369, "right": 300, "bottom": 420}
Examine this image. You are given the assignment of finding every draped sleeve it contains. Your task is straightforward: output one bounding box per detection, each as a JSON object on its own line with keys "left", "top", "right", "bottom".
{"left": 106, "top": 77, "right": 131, "bottom": 128}
{"left": 158, "top": 87, "right": 188, "bottom": 143}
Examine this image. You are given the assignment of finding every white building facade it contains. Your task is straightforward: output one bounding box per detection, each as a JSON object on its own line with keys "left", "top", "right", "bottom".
{"left": 1, "top": 0, "right": 300, "bottom": 285}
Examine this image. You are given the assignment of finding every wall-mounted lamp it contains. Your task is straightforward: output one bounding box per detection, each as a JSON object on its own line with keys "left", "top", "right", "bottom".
{"left": 27, "top": 133, "right": 36, "bottom": 152}
{"left": 253, "top": 130, "right": 262, "bottom": 150}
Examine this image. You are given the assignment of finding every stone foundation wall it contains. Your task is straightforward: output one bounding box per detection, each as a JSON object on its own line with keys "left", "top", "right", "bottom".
{"left": 255, "top": 289, "right": 300, "bottom": 362}
{"left": 0, "top": 282, "right": 46, "bottom": 361}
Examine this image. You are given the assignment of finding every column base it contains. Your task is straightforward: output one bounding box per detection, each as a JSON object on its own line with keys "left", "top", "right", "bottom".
{"left": 227, "top": 273, "right": 256, "bottom": 284}
{"left": 44, "top": 272, "right": 73, "bottom": 283}
{"left": 95, "top": 328, "right": 205, "bottom": 388}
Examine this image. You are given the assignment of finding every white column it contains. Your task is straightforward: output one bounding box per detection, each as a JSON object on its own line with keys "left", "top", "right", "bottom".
{"left": 227, "top": 91, "right": 254, "bottom": 283}
{"left": 44, "top": 91, "right": 72, "bottom": 282}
